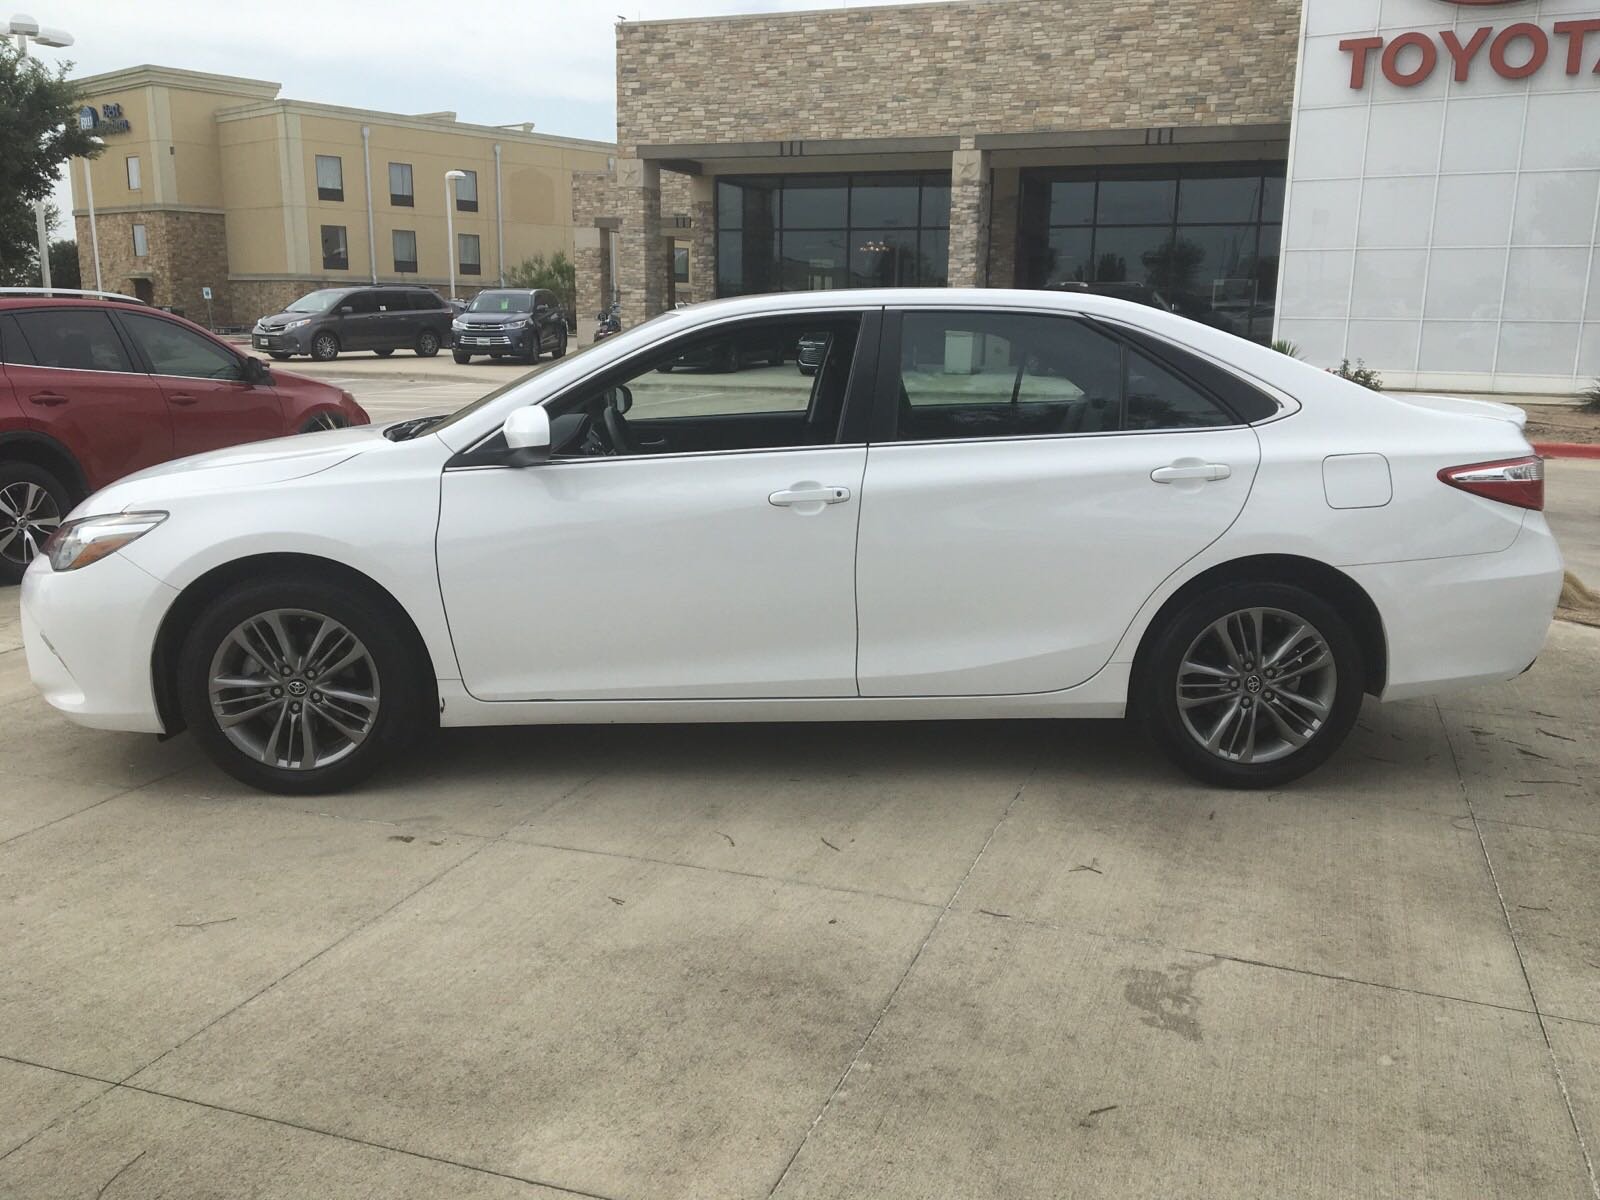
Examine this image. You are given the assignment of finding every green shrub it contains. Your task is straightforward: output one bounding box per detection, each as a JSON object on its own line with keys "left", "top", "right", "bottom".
{"left": 505, "top": 252, "right": 576, "bottom": 321}
{"left": 1331, "top": 358, "right": 1383, "bottom": 391}
{"left": 1582, "top": 379, "right": 1600, "bottom": 414}
{"left": 1270, "top": 339, "right": 1301, "bottom": 358}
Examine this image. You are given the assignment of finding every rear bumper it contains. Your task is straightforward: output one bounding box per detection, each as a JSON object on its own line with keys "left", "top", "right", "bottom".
{"left": 1347, "top": 515, "right": 1564, "bottom": 702}
{"left": 21, "top": 553, "right": 175, "bottom": 733}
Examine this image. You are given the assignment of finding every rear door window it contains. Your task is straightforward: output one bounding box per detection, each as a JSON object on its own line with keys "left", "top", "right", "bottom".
{"left": 12, "top": 309, "right": 136, "bottom": 373}
{"left": 0, "top": 314, "right": 38, "bottom": 365}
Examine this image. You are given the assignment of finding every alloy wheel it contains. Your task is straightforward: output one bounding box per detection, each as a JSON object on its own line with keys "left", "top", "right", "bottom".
{"left": 0, "top": 480, "right": 63, "bottom": 569}
{"left": 207, "top": 608, "right": 381, "bottom": 771}
{"left": 1175, "top": 607, "right": 1337, "bottom": 765}
{"left": 303, "top": 412, "right": 344, "bottom": 433}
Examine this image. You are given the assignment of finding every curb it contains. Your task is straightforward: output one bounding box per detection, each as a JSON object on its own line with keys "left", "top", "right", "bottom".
{"left": 1534, "top": 443, "right": 1600, "bottom": 460}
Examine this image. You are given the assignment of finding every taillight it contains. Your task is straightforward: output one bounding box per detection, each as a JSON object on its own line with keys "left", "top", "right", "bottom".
{"left": 1438, "top": 456, "right": 1544, "bottom": 511}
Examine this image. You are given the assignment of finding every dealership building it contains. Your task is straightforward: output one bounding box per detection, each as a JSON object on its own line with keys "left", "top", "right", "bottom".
{"left": 583, "top": 0, "right": 1600, "bottom": 396}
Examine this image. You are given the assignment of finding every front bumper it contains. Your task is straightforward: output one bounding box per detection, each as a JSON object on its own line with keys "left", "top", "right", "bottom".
{"left": 252, "top": 328, "right": 311, "bottom": 353}
{"left": 452, "top": 326, "right": 532, "bottom": 352}
{"left": 21, "top": 553, "right": 177, "bottom": 733}
{"left": 1348, "top": 515, "right": 1565, "bottom": 702}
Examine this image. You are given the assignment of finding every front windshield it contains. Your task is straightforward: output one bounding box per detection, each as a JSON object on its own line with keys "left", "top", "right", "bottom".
{"left": 287, "top": 289, "right": 351, "bottom": 314}
{"left": 467, "top": 291, "right": 533, "bottom": 314}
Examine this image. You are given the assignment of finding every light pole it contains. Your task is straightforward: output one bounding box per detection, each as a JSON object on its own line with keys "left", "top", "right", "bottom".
{"left": 81, "top": 134, "right": 103, "bottom": 291}
{"left": 443, "top": 169, "right": 465, "bottom": 301}
{"left": 7, "top": 15, "right": 75, "bottom": 292}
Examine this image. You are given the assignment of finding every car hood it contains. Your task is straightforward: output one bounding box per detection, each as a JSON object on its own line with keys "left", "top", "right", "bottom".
{"left": 78, "top": 425, "right": 388, "bottom": 514}
{"left": 258, "top": 311, "right": 321, "bottom": 327}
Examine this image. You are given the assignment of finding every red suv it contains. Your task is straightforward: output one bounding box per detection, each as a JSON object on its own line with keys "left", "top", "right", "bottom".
{"left": 0, "top": 292, "right": 369, "bottom": 583}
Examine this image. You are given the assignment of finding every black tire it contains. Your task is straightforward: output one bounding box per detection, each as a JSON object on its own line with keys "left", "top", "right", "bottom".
{"left": 374, "top": 348, "right": 395, "bottom": 358}
{"left": 414, "top": 329, "right": 441, "bottom": 358}
{"left": 269, "top": 352, "right": 292, "bottom": 362}
{"left": 176, "top": 574, "right": 429, "bottom": 795}
{"left": 453, "top": 351, "right": 472, "bottom": 364}
{"left": 490, "top": 352, "right": 506, "bottom": 361}
{"left": 1137, "top": 582, "right": 1364, "bottom": 789}
{"left": 551, "top": 328, "right": 567, "bottom": 359}
{"left": 310, "top": 332, "right": 340, "bottom": 362}
{"left": 0, "top": 461, "right": 71, "bottom": 586}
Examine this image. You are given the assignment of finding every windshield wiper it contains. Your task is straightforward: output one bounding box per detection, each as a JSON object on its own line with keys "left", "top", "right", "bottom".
{"left": 384, "top": 415, "right": 448, "bottom": 442}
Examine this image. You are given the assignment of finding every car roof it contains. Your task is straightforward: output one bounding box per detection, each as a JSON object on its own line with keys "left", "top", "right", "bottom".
{"left": 0, "top": 295, "right": 153, "bottom": 313}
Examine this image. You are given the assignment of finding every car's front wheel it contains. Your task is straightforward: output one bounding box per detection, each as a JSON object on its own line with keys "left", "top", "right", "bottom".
{"left": 453, "top": 350, "right": 472, "bottom": 364}
{"left": 177, "top": 576, "right": 428, "bottom": 794}
{"left": 310, "top": 332, "right": 340, "bottom": 362}
{"left": 1138, "top": 583, "right": 1364, "bottom": 789}
{"left": 0, "top": 463, "right": 70, "bottom": 586}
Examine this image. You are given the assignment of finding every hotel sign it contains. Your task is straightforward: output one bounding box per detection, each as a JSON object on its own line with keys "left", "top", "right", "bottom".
{"left": 1339, "top": 5, "right": 1600, "bottom": 89}
{"left": 76, "top": 103, "right": 132, "bottom": 135}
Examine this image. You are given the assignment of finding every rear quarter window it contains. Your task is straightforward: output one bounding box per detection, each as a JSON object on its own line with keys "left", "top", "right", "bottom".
{"left": 0, "top": 313, "right": 38, "bottom": 365}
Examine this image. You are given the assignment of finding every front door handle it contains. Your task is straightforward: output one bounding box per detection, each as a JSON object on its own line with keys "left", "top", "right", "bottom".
{"left": 28, "top": 391, "right": 67, "bottom": 407}
{"left": 1151, "top": 462, "right": 1231, "bottom": 484}
{"left": 769, "top": 484, "right": 852, "bottom": 508}
{"left": 168, "top": 393, "right": 198, "bottom": 406}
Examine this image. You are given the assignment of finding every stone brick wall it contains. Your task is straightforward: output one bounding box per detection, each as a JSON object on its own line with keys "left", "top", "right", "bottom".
{"left": 76, "top": 210, "right": 229, "bottom": 323}
{"left": 618, "top": 0, "right": 1300, "bottom": 147}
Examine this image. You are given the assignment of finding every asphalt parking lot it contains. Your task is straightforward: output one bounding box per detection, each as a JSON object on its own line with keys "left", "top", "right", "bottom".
{"left": 2, "top": 370, "right": 1598, "bottom": 1198}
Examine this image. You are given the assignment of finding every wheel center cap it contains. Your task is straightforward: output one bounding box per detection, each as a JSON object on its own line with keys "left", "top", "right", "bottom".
{"left": 286, "top": 679, "right": 309, "bottom": 697}
{"left": 1244, "top": 675, "right": 1263, "bottom": 694}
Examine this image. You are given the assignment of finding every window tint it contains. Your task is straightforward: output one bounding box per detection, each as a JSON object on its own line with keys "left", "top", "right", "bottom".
{"left": 315, "top": 155, "right": 343, "bottom": 201}
{"left": 409, "top": 291, "right": 445, "bottom": 311}
{"left": 543, "top": 316, "right": 862, "bottom": 459}
{"left": 13, "top": 309, "right": 135, "bottom": 373}
{"left": 891, "top": 311, "right": 1236, "bottom": 441}
{"left": 340, "top": 291, "right": 379, "bottom": 315}
{"left": 0, "top": 314, "right": 37, "bottom": 364}
{"left": 121, "top": 312, "right": 242, "bottom": 380}
{"left": 372, "top": 290, "right": 408, "bottom": 313}
{"left": 895, "top": 312, "right": 1123, "bottom": 441}
{"left": 321, "top": 225, "right": 348, "bottom": 270}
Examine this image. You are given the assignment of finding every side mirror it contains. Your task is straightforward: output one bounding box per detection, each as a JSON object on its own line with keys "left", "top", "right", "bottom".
{"left": 503, "top": 405, "right": 552, "bottom": 467}
{"left": 243, "top": 357, "right": 270, "bottom": 385}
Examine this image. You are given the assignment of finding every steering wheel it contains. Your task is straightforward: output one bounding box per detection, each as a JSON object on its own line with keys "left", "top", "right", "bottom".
{"left": 602, "top": 401, "right": 639, "bottom": 456}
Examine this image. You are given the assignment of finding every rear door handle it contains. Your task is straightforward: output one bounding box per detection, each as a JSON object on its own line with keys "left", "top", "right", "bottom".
{"left": 769, "top": 484, "right": 851, "bottom": 507}
{"left": 28, "top": 391, "right": 67, "bottom": 407}
{"left": 168, "top": 393, "right": 198, "bottom": 406}
{"left": 1151, "top": 462, "right": 1231, "bottom": 483}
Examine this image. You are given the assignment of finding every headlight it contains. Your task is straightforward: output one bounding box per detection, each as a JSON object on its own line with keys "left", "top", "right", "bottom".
{"left": 284, "top": 317, "right": 311, "bottom": 330}
{"left": 451, "top": 320, "right": 467, "bottom": 331}
{"left": 44, "top": 512, "right": 167, "bottom": 572}
{"left": 506, "top": 317, "right": 530, "bottom": 329}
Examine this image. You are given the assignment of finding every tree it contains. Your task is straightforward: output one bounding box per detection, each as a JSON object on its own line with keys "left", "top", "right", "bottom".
{"left": 0, "top": 39, "right": 99, "bottom": 284}
{"left": 49, "top": 237, "right": 79, "bottom": 289}
{"left": 506, "top": 251, "right": 576, "bottom": 321}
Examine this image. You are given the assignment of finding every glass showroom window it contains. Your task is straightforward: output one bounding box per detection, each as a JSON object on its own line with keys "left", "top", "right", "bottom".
{"left": 393, "top": 229, "right": 418, "bottom": 274}
{"left": 321, "top": 224, "right": 349, "bottom": 271}
{"left": 131, "top": 223, "right": 148, "bottom": 258}
{"left": 1016, "top": 163, "right": 1284, "bottom": 344}
{"left": 715, "top": 172, "right": 950, "bottom": 298}
{"left": 389, "top": 162, "right": 414, "bottom": 207}
{"left": 458, "top": 233, "right": 481, "bottom": 276}
{"left": 315, "top": 155, "right": 344, "bottom": 202}
{"left": 125, "top": 155, "right": 140, "bottom": 190}
{"left": 455, "top": 169, "right": 478, "bottom": 213}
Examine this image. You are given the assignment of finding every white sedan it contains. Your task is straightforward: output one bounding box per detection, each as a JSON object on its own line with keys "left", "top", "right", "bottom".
{"left": 20, "top": 289, "right": 1562, "bottom": 794}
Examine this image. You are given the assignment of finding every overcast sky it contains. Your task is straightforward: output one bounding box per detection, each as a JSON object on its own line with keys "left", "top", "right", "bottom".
{"left": 32, "top": 0, "right": 915, "bottom": 228}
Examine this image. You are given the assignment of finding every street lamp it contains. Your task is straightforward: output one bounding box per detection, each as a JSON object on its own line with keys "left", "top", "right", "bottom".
{"left": 443, "top": 169, "right": 466, "bottom": 301}
{"left": 7, "top": 14, "right": 75, "bottom": 292}
{"left": 81, "top": 135, "right": 103, "bottom": 292}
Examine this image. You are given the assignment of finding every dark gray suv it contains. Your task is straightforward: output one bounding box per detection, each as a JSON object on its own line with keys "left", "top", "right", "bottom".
{"left": 252, "top": 286, "right": 453, "bottom": 362}
{"left": 450, "top": 289, "right": 569, "bottom": 365}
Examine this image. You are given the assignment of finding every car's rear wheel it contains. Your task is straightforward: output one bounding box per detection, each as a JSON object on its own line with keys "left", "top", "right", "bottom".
{"left": 453, "top": 350, "right": 472, "bottom": 364}
{"left": 414, "top": 330, "right": 441, "bottom": 358}
{"left": 1138, "top": 583, "right": 1363, "bottom": 789}
{"left": 177, "top": 576, "right": 427, "bottom": 794}
{"left": 551, "top": 327, "right": 567, "bottom": 359}
{"left": 310, "top": 332, "right": 340, "bottom": 362}
{"left": 0, "top": 463, "right": 69, "bottom": 586}
{"left": 374, "top": 348, "right": 395, "bottom": 358}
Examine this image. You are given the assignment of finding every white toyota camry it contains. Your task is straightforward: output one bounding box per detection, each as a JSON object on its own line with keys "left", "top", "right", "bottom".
{"left": 21, "top": 289, "right": 1562, "bottom": 794}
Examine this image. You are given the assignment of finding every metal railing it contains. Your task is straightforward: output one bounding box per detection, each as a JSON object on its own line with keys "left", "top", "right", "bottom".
{"left": 0, "top": 286, "right": 147, "bottom": 304}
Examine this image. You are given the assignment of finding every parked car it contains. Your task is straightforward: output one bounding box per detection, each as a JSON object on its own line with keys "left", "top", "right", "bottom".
{"left": 451, "top": 289, "right": 568, "bottom": 365}
{"left": 20, "top": 288, "right": 1561, "bottom": 795}
{"left": 0, "top": 288, "right": 368, "bottom": 585}
{"left": 252, "top": 286, "right": 452, "bottom": 362}
{"left": 797, "top": 331, "right": 829, "bottom": 375}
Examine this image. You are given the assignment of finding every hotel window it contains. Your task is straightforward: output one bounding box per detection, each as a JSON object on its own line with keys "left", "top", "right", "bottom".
{"left": 458, "top": 233, "right": 481, "bottom": 275}
{"left": 321, "top": 224, "right": 349, "bottom": 270}
{"left": 389, "top": 162, "right": 413, "bottom": 207}
{"left": 393, "top": 229, "right": 418, "bottom": 274}
{"left": 673, "top": 246, "right": 690, "bottom": 283}
{"left": 125, "top": 155, "right": 141, "bottom": 190}
{"left": 455, "top": 169, "right": 478, "bottom": 212}
{"left": 315, "top": 155, "right": 344, "bottom": 202}
{"left": 131, "top": 223, "right": 148, "bottom": 257}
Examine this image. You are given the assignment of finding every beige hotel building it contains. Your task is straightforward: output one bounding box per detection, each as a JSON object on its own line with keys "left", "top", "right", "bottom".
{"left": 66, "top": 66, "right": 618, "bottom": 327}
